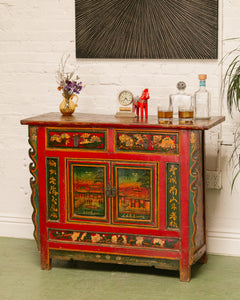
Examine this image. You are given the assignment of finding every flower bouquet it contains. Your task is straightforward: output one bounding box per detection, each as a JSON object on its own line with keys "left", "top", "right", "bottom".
{"left": 56, "top": 54, "right": 83, "bottom": 115}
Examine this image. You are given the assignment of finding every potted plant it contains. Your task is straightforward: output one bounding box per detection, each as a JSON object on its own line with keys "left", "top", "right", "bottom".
{"left": 222, "top": 44, "right": 240, "bottom": 190}
{"left": 222, "top": 47, "right": 240, "bottom": 114}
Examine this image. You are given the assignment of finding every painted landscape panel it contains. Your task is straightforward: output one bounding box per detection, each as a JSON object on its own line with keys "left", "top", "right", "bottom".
{"left": 72, "top": 165, "right": 106, "bottom": 218}
{"left": 116, "top": 167, "right": 153, "bottom": 221}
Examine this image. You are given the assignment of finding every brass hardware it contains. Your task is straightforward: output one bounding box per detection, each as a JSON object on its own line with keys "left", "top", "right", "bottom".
{"left": 120, "top": 107, "right": 131, "bottom": 111}
{"left": 143, "top": 139, "right": 149, "bottom": 150}
{"left": 112, "top": 187, "right": 116, "bottom": 198}
{"left": 106, "top": 185, "right": 116, "bottom": 198}
{"left": 106, "top": 185, "right": 111, "bottom": 198}
{"left": 73, "top": 135, "right": 80, "bottom": 147}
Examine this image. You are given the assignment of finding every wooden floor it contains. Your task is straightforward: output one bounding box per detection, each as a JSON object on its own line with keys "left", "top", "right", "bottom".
{"left": 1, "top": 237, "right": 240, "bottom": 300}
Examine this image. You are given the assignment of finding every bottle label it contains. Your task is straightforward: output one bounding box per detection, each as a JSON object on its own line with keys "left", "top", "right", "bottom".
{"left": 200, "top": 80, "right": 206, "bottom": 87}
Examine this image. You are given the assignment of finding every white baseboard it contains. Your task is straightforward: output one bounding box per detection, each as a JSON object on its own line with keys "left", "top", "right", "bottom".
{"left": 0, "top": 216, "right": 240, "bottom": 256}
{"left": 0, "top": 215, "right": 34, "bottom": 239}
{"left": 207, "top": 230, "right": 240, "bottom": 257}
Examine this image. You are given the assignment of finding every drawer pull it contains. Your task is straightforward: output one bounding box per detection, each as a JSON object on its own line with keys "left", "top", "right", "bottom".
{"left": 106, "top": 185, "right": 116, "bottom": 198}
{"left": 143, "top": 139, "right": 149, "bottom": 150}
{"left": 106, "top": 185, "right": 111, "bottom": 198}
{"left": 112, "top": 187, "right": 116, "bottom": 198}
{"left": 73, "top": 135, "right": 80, "bottom": 147}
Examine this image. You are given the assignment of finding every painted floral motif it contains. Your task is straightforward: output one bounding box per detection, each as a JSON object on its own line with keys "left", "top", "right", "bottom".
{"left": 152, "top": 136, "right": 176, "bottom": 150}
{"left": 134, "top": 134, "right": 146, "bottom": 147}
{"left": 50, "top": 133, "right": 71, "bottom": 145}
{"left": 49, "top": 230, "right": 179, "bottom": 250}
{"left": 79, "top": 133, "right": 101, "bottom": 145}
{"left": 190, "top": 131, "right": 196, "bottom": 144}
{"left": 47, "top": 129, "right": 106, "bottom": 150}
{"left": 116, "top": 132, "right": 178, "bottom": 154}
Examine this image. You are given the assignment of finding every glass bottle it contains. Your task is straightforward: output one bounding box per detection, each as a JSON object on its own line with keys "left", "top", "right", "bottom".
{"left": 169, "top": 81, "right": 192, "bottom": 118}
{"left": 194, "top": 74, "right": 211, "bottom": 119}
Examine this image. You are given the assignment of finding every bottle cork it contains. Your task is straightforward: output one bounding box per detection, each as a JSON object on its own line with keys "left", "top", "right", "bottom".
{"left": 198, "top": 74, "right": 207, "bottom": 80}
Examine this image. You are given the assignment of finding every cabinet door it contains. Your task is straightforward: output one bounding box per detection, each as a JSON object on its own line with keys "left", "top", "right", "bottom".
{"left": 66, "top": 159, "right": 110, "bottom": 224}
{"left": 112, "top": 162, "right": 158, "bottom": 228}
{"left": 65, "top": 159, "right": 158, "bottom": 228}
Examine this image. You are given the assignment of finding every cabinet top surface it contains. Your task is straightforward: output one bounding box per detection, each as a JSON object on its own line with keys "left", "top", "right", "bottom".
{"left": 20, "top": 112, "right": 225, "bottom": 130}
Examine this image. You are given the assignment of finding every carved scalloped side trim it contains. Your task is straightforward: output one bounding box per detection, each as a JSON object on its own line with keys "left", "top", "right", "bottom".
{"left": 189, "top": 131, "right": 200, "bottom": 253}
{"left": 28, "top": 126, "right": 40, "bottom": 250}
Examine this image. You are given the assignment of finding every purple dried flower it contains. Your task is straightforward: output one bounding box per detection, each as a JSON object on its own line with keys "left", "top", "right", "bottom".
{"left": 56, "top": 54, "right": 84, "bottom": 98}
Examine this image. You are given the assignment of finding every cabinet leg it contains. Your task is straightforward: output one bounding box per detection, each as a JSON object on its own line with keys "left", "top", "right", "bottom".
{"left": 41, "top": 251, "right": 52, "bottom": 270}
{"left": 199, "top": 252, "right": 208, "bottom": 264}
{"left": 180, "top": 265, "right": 191, "bottom": 282}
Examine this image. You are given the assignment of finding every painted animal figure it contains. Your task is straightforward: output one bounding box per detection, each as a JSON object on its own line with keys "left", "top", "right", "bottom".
{"left": 132, "top": 88, "right": 150, "bottom": 118}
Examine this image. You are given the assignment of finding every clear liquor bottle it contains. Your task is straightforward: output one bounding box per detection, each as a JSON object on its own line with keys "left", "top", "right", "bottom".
{"left": 169, "top": 81, "right": 192, "bottom": 118}
{"left": 194, "top": 74, "right": 211, "bottom": 119}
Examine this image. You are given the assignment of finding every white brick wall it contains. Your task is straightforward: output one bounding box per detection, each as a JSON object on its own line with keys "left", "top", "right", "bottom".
{"left": 0, "top": 0, "right": 240, "bottom": 256}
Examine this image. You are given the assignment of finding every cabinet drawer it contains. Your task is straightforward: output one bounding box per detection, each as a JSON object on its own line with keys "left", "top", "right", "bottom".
{"left": 46, "top": 128, "right": 107, "bottom": 151}
{"left": 48, "top": 229, "right": 180, "bottom": 251}
{"left": 115, "top": 130, "right": 179, "bottom": 155}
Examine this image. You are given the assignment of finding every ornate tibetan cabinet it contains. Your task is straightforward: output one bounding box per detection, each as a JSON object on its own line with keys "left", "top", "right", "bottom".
{"left": 21, "top": 113, "right": 225, "bottom": 281}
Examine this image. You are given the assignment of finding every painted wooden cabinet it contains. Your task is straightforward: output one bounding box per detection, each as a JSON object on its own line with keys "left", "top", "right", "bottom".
{"left": 21, "top": 113, "right": 225, "bottom": 281}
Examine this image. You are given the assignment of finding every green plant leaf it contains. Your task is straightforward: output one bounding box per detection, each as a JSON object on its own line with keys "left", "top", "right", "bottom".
{"left": 223, "top": 55, "right": 240, "bottom": 114}
{"left": 231, "top": 168, "right": 240, "bottom": 192}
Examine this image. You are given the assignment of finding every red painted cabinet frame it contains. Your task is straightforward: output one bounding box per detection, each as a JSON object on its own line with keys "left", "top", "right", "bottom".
{"left": 21, "top": 113, "right": 225, "bottom": 281}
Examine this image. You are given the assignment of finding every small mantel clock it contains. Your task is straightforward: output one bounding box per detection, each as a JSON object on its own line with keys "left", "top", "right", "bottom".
{"left": 115, "top": 90, "right": 136, "bottom": 118}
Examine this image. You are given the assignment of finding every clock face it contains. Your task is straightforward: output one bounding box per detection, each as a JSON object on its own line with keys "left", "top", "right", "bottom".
{"left": 119, "top": 91, "right": 133, "bottom": 106}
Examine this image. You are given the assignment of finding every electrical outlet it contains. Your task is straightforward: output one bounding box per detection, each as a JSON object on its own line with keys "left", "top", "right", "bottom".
{"left": 205, "top": 170, "right": 222, "bottom": 190}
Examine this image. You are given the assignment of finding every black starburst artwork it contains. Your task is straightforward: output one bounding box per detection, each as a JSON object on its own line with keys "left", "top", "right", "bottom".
{"left": 75, "top": 0, "right": 218, "bottom": 59}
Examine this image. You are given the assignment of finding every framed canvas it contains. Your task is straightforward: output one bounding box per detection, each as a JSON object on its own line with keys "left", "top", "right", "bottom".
{"left": 75, "top": 0, "right": 218, "bottom": 59}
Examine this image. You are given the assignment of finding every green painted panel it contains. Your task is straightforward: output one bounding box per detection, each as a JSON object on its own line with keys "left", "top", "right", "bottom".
{"left": 189, "top": 130, "right": 203, "bottom": 253}
{"left": 47, "top": 128, "right": 106, "bottom": 150}
{"left": 46, "top": 157, "right": 59, "bottom": 221}
{"left": 49, "top": 229, "right": 180, "bottom": 250}
{"left": 116, "top": 131, "right": 179, "bottom": 154}
{"left": 166, "top": 163, "right": 180, "bottom": 229}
